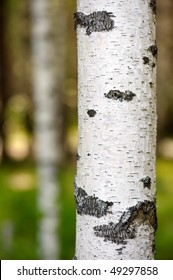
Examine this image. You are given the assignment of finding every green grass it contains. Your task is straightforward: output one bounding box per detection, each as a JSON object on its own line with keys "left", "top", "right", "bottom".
{"left": 0, "top": 158, "right": 173, "bottom": 259}
{"left": 0, "top": 161, "right": 76, "bottom": 260}
{"left": 0, "top": 161, "right": 38, "bottom": 259}
{"left": 59, "top": 166, "right": 76, "bottom": 260}
{"left": 155, "top": 158, "right": 173, "bottom": 260}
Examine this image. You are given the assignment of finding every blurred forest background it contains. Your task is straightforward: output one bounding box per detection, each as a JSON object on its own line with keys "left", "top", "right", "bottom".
{"left": 0, "top": 0, "right": 173, "bottom": 260}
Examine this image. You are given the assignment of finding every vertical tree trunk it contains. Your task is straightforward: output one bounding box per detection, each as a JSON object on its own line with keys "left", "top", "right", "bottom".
{"left": 75, "top": 0, "right": 157, "bottom": 259}
{"left": 0, "top": 0, "right": 11, "bottom": 161}
{"left": 31, "top": 0, "right": 65, "bottom": 259}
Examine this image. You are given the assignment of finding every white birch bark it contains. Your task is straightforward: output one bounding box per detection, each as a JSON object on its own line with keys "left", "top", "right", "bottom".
{"left": 31, "top": 0, "right": 65, "bottom": 259}
{"left": 75, "top": 0, "right": 157, "bottom": 259}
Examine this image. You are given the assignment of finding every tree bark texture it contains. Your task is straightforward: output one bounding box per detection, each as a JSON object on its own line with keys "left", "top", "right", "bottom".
{"left": 75, "top": 0, "right": 157, "bottom": 259}
{"left": 31, "top": 0, "right": 65, "bottom": 259}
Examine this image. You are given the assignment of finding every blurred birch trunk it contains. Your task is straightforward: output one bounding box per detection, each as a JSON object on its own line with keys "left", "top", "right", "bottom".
{"left": 31, "top": 0, "right": 66, "bottom": 259}
{"left": 75, "top": 0, "right": 157, "bottom": 259}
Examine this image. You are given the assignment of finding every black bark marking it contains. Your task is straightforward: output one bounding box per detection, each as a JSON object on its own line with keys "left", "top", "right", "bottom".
{"left": 87, "top": 153, "right": 91, "bottom": 156}
{"left": 140, "top": 176, "right": 151, "bottom": 189}
{"left": 104, "top": 90, "right": 136, "bottom": 102}
{"left": 87, "top": 109, "right": 97, "bottom": 117}
{"left": 74, "top": 11, "right": 114, "bottom": 35}
{"left": 74, "top": 176, "right": 77, "bottom": 189}
{"left": 152, "top": 240, "right": 156, "bottom": 255}
{"left": 73, "top": 256, "right": 78, "bottom": 260}
{"left": 149, "top": 0, "right": 156, "bottom": 15}
{"left": 116, "top": 246, "right": 125, "bottom": 255}
{"left": 93, "top": 200, "right": 157, "bottom": 244}
{"left": 74, "top": 185, "right": 113, "bottom": 218}
{"left": 143, "top": 56, "right": 150, "bottom": 65}
{"left": 149, "top": 82, "right": 153, "bottom": 88}
{"left": 148, "top": 44, "right": 158, "bottom": 58}
{"left": 76, "top": 153, "right": 80, "bottom": 160}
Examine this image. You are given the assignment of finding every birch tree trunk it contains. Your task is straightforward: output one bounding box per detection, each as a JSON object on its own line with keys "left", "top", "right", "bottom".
{"left": 75, "top": 0, "right": 157, "bottom": 260}
{"left": 31, "top": 0, "right": 65, "bottom": 259}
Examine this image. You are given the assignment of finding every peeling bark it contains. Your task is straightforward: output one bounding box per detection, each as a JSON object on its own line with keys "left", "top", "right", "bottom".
{"left": 74, "top": 11, "right": 114, "bottom": 35}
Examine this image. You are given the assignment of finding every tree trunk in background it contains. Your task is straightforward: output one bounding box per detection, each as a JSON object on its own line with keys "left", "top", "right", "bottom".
{"left": 0, "top": 0, "right": 11, "bottom": 161}
{"left": 75, "top": 0, "right": 157, "bottom": 259}
{"left": 31, "top": 0, "right": 65, "bottom": 259}
{"left": 157, "top": 0, "right": 173, "bottom": 139}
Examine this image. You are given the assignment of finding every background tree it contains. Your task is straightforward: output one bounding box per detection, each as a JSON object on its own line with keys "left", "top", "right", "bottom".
{"left": 31, "top": 0, "right": 66, "bottom": 259}
{"left": 0, "top": 0, "right": 13, "bottom": 161}
{"left": 0, "top": 0, "right": 32, "bottom": 162}
{"left": 74, "top": 0, "right": 157, "bottom": 259}
{"left": 157, "top": 0, "right": 173, "bottom": 143}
